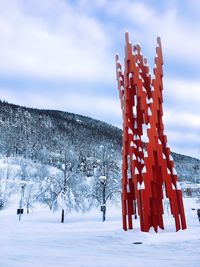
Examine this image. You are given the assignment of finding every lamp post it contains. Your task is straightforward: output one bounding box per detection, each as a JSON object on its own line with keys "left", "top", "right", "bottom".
{"left": 18, "top": 181, "right": 26, "bottom": 221}
{"left": 99, "top": 175, "right": 107, "bottom": 222}
{"left": 58, "top": 151, "right": 72, "bottom": 224}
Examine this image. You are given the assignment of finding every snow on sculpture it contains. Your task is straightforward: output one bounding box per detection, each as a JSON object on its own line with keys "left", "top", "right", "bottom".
{"left": 116, "top": 32, "right": 187, "bottom": 232}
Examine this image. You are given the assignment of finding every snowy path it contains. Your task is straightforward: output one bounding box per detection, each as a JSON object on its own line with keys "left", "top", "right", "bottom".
{"left": 0, "top": 198, "right": 200, "bottom": 267}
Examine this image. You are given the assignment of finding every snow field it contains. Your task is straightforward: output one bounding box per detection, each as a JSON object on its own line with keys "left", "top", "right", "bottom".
{"left": 0, "top": 198, "right": 200, "bottom": 267}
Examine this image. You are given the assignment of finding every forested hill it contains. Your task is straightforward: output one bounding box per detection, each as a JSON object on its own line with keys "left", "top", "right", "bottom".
{"left": 0, "top": 100, "right": 199, "bottom": 182}
{"left": 0, "top": 100, "right": 122, "bottom": 164}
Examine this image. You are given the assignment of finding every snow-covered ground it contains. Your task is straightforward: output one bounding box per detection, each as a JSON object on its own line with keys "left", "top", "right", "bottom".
{"left": 0, "top": 198, "right": 200, "bottom": 267}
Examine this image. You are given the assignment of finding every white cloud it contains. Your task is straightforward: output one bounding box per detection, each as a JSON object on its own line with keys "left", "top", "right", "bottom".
{"left": 189, "top": 0, "right": 200, "bottom": 9}
{"left": 165, "top": 78, "right": 200, "bottom": 101}
{"left": 107, "top": 1, "right": 156, "bottom": 26}
{"left": 0, "top": 0, "right": 113, "bottom": 81}
{"left": 98, "top": 0, "right": 200, "bottom": 64}
{"left": 0, "top": 0, "right": 199, "bottom": 158}
{"left": 164, "top": 110, "right": 200, "bottom": 130}
{"left": 167, "top": 131, "right": 199, "bottom": 143}
{"left": 1, "top": 0, "right": 200, "bottom": 81}
{"left": 161, "top": 109, "right": 200, "bottom": 158}
{"left": 162, "top": 78, "right": 200, "bottom": 158}
{"left": 165, "top": 129, "right": 200, "bottom": 158}
{"left": 164, "top": 78, "right": 200, "bottom": 114}
{"left": 0, "top": 86, "right": 121, "bottom": 124}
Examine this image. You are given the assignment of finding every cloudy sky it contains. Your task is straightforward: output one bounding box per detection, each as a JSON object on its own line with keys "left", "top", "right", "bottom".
{"left": 0, "top": 0, "right": 199, "bottom": 159}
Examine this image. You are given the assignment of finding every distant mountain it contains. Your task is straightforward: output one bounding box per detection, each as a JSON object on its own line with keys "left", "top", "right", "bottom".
{"left": 0, "top": 100, "right": 199, "bottom": 182}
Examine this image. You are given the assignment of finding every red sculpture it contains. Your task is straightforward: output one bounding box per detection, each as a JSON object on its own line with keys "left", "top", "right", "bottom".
{"left": 116, "top": 32, "right": 187, "bottom": 232}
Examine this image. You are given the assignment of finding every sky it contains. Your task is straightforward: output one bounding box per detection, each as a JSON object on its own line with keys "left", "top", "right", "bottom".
{"left": 0, "top": 0, "right": 199, "bottom": 159}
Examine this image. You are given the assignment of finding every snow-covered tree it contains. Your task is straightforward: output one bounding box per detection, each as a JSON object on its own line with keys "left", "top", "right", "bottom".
{"left": 0, "top": 159, "right": 19, "bottom": 209}
{"left": 35, "top": 165, "right": 58, "bottom": 210}
{"left": 87, "top": 145, "right": 121, "bottom": 221}
{"left": 54, "top": 149, "right": 89, "bottom": 223}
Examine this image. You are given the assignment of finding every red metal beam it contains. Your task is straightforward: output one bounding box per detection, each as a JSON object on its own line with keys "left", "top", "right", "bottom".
{"left": 116, "top": 32, "right": 187, "bottom": 232}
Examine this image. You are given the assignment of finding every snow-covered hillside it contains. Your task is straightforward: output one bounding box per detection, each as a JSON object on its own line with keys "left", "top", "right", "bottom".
{"left": 0, "top": 198, "right": 200, "bottom": 267}
{"left": 0, "top": 100, "right": 200, "bottom": 184}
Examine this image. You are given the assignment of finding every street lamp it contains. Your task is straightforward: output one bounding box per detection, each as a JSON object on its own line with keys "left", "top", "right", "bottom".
{"left": 18, "top": 181, "right": 26, "bottom": 221}
{"left": 99, "top": 175, "right": 107, "bottom": 222}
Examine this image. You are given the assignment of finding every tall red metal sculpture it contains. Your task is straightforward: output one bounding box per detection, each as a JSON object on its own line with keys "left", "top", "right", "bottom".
{"left": 116, "top": 32, "right": 187, "bottom": 232}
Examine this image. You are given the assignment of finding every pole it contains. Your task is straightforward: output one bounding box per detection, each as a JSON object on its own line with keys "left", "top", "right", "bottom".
{"left": 134, "top": 200, "right": 137, "bottom": 219}
{"left": 19, "top": 185, "right": 25, "bottom": 221}
{"left": 61, "top": 152, "right": 67, "bottom": 223}
{"left": 19, "top": 189, "right": 22, "bottom": 221}
{"left": 61, "top": 208, "right": 65, "bottom": 223}
{"left": 102, "top": 182, "right": 106, "bottom": 222}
